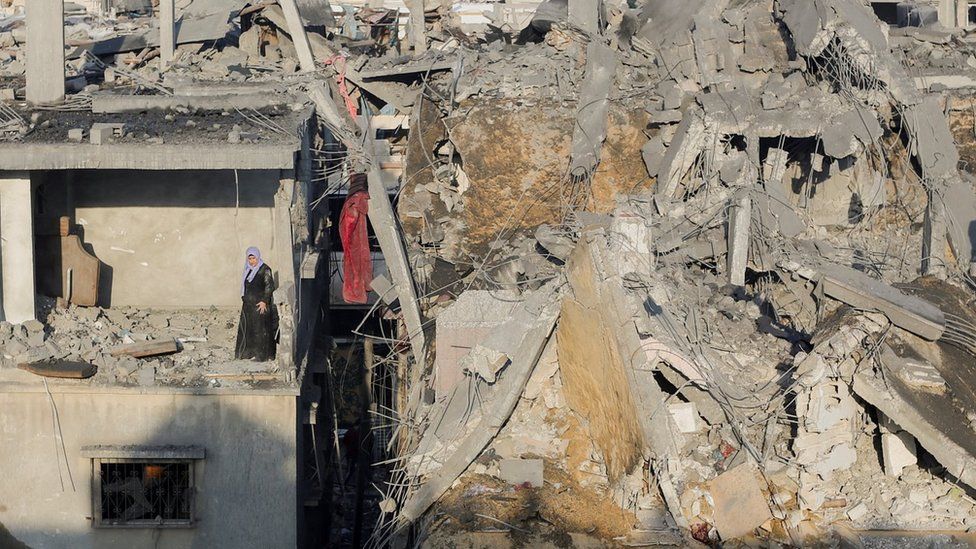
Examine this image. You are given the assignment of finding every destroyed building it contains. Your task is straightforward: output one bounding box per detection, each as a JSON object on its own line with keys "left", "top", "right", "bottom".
{"left": 6, "top": 0, "right": 976, "bottom": 547}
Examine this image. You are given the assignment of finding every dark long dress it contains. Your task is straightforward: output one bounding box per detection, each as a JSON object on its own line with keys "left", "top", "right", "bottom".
{"left": 235, "top": 263, "right": 277, "bottom": 361}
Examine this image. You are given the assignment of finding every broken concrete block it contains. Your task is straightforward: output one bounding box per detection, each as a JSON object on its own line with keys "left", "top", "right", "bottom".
{"left": 648, "top": 109, "right": 684, "bottom": 125}
{"left": 667, "top": 401, "right": 700, "bottom": 433}
{"left": 880, "top": 414, "right": 917, "bottom": 476}
{"left": 846, "top": 501, "right": 869, "bottom": 522}
{"left": 137, "top": 365, "right": 155, "bottom": 386}
{"left": 434, "top": 291, "right": 518, "bottom": 396}
{"left": 897, "top": 359, "right": 947, "bottom": 391}
{"left": 68, "top": 128, "right": 85, "bottom": 142}
{"left": 460, "top": 344, "right": 509, "bottom": 383}
{"left": 708, "top": 463, "right": 773, "bottom": 540}
{"left": 762, "top": 147, "right": 788, "bottom": 184}
{"left": 90, "top": 125, "right": 114, "bottom": 145}
{"left": 641, "top": 136, "right": 666, "bottom": 178}
{"left": 881, "top": 430, "right": 917, "bottom": 477}
{"left": 498, "top": 458, "right": 544, "bottom": 487}
{"left": 610, "top": 201, "right": 654, "bottom": 276}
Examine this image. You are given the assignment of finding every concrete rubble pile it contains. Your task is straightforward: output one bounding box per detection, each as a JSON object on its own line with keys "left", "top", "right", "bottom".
{"left": 5, "top": 0, "right": 976, "bottom": 545}
{"left": 332, "top": 0, "right": 976, "bottom": 547}
{"left": 0, "top": 298, "right": 273, "bottom": 386}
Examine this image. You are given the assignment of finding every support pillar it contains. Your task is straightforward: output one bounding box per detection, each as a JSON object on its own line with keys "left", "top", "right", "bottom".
{"left": 406, "top": 0, "right": 427, "bottom": 55}
{"left": 159, "top": 0, "right": 176, "bottom": 67}
{"left": 922, "top": 189, "right": 948, "bottom": 279}
{"left": 727, "top": 194, "right": 752, "bottom": 286}
{"left": 279, "top": 0, "right": 317, "bottom": 73}
{"left": 26, "top": 0, "right": 65, "bottom": 105}
{"left": 0, "top": 173, "right": 35, "bottom": 323}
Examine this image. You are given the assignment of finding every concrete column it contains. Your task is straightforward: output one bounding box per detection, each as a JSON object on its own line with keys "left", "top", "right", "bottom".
{"left": 406, "top": 0, "right": 427, "bottom": 55}
{"left": 922, "top": 190, "right": 948, "bottom": 279}
{"left": 279, "top": 0, "right": 316, "bottom": 73}
{"left": 0, "top": 173, "right": 35, "bottom": 323}
{"left": 159, "top": 0, "right": 176, "bottom": 67}
{"left": 727, "top": 194, "right": 751, "bottom": 286}
{"left": 26, "top": 0, "right": 65, "bottom": 105}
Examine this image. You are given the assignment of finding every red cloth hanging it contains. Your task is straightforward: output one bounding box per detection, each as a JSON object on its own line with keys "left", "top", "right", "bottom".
{"left": 339, "top": 189, "right": 372, "bottom": 304}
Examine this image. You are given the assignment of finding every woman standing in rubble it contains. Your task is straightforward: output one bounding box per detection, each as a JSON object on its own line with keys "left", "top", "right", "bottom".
{"left": 235, "top": 246, "right": 277, "bottom": 361}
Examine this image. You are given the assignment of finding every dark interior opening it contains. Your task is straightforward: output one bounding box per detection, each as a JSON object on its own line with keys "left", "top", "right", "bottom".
{"left": 871, "top": 2, "right": 899, "bottom": 25}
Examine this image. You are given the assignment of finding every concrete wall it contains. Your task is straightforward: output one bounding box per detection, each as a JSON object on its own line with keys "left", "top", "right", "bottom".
{"left": 36, "top": 169, "right": 282, "bottom": 308}
{"left": 0, "top": 391, "right": 297, "bottom": 549}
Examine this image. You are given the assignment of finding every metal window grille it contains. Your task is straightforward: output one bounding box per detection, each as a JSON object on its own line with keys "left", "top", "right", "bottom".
{"left": 92, "top": 459, "right": 194, "bottom": 528}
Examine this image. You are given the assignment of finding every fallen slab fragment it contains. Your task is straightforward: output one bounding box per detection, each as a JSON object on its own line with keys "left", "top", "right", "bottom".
{"left": 398, "top": 283, "right": 560, "bottom": 524}
{"left": 783, "top": 260, "right": 945, "bottom": 341}
{"left": 568, "top": 41, "right": 618, "bottom": 180}
{"left": 655, "top": 107, "right": 708, "bottom": 198}
{"left": 434, "top": 290, "right": 517, "bottom": 394}
{"left": 708, "top": 463, "right": 773, "bottom": 541}
{"left": 498, "top": 458, "right": 544, "bottom": 487}
{"left": 943, "top": 178, "right": 976, "bottom": 266}
{"left": 903, "top": 95, "right": 959, "bottom": 180}
{"left": 109, "top": 338, "right": 180, "bottom": 358}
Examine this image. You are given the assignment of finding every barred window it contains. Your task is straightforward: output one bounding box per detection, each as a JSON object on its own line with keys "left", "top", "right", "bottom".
{"left": 84, "top": 446, "right": 203, "bottom": 528}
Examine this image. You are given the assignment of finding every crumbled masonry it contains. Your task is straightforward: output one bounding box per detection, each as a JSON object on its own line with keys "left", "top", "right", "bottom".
{"left": 5, "top": 0, "right": 976, "bottom": 547}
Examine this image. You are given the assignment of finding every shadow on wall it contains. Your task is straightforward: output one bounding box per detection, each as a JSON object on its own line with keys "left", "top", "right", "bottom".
{"left": 32, "top": 169, "right": 281, "bottom": 309}
{"left": 0, "top": 394, "right": 298, "bottom": 549}
{"left": 69, "top": 170, "right": 276, "bottom": 209}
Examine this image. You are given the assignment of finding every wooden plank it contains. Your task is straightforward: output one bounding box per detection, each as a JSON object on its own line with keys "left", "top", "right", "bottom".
{"left": 61, "top": 234, "right": 100, "bottom": 307}
{"left": 109, "top": 339, "right": 180, "bottom": 358}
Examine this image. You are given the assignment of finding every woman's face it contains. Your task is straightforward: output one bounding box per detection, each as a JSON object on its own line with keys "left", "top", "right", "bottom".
{"left": 247, "top": 254, "right": 258, "bottom": 267}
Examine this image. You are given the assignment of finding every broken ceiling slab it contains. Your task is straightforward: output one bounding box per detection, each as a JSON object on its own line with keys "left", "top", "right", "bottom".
{"left": 398, "top": 282, "right": 560, "bottom": 524}
{"left": 69, "top": 0, "right": 248, "bottom": 59}
{"left": 904, "top": 95, "right": 960, "bottom": 180}
{"left": 357, "top": 59, "right": 456, "bottom": 80}
{"left": 434, "top": 290, "right": 518, "bottom": 395}
{"left": 821, "top": 103, "right": 883, "bottom": 158}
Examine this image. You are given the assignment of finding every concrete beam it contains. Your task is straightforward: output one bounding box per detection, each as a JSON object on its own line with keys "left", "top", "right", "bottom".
{"left": 279, "top": 0, "right": 317, "bottom": 73}
{"left": 366, "top": 162, "right": 427, "bottom": 361}
{"left": 91, "top": 93, "right": 299, "bottom": 113}
{"left": 26, "top": 0, "right": 65, "bottom": 105}
{"left": 0, "top": 172, "right": 35, "bottom": 323}
{"left": 727, "top": 194, "right": 751, "bottom": 286}
{"left": 0, "top": 144, "right": 298, "bottom": 170}
{"left": 159, "top": 0, "right": 176, "bottom": 67}
{"left": 923, "top": 188, "right": 949, "bottom": 278}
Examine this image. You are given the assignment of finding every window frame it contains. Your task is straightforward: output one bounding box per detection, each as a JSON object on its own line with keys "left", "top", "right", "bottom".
{"left": 84, "top": 446, "right": 204, "bottom": 529}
